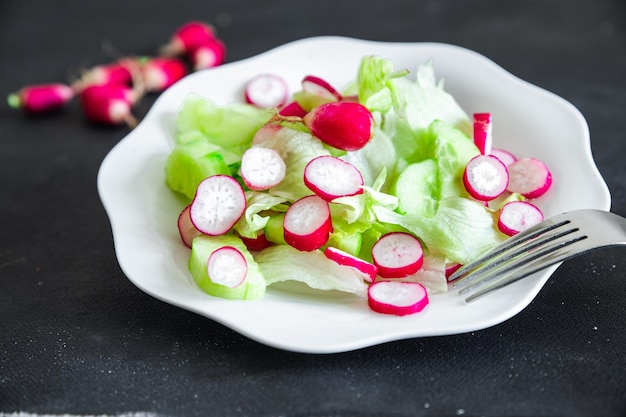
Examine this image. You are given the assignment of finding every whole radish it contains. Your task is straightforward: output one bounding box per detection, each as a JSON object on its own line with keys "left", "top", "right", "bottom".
{"left": 79, "top": 84, "right": 139, "bottom": 127}
{"left": 160, "top": 21, "right": 216, "bottom": 56}
{"left": 190, "top": 37, "right": 226, "bottom": 71}
{"left": 141, "top": 57, "right": 188, "bottom": 92}
{"left": 71, "top": 58, "right": 138, "bottom": 92}
{"left": 7, "top": 83, "right": 75, "bottom": 114}
{"left": 303, "top": 102, "right": 375, "bottom": 151}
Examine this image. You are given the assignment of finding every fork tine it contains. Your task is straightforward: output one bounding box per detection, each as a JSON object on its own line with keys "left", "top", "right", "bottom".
{"left": 450, "top": 218, "right": 577, "bottom": 287}
{"left": 456, "top": 233, "right": 588, "bottom": 301}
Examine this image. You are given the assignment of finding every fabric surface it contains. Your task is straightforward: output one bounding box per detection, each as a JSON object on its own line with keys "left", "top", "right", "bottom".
{"left": 1, "top": 0, "right": 625, "bottom": 416}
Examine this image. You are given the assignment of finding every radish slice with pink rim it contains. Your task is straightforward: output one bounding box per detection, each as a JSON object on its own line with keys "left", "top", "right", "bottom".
{"left": 301, "top": 75, "right": 342, "bottom": 101}
{"left": 368, "top": 281, "right": 429, "bottom": 316}
{"left": 240, "top": 146, "right": 286, "bottom": 191}
{"left": 473, "top": 112, "right": 493, "bottom": 155}
{"left": 371, "top": 232, "right": 424, "bottom": 278}
{"left": 463, "top": 154, "right": 509, "bottom": 201}
{"left": 177, "top": 204, "right": 202, "bottom": 248}
{"left": 207, "top": 246, "right": 248, "bottom": 288}
{"left": 283, "top": 195, "right": 332, "bottom": 252}
{"left": 304, "top": 155, "right": 364, "bottom": 201}
{"left": 491, "top": 148, "right": 517, "bottom": 166}
{"left": 497, "top": 200, "right": 544, "bottom": 236}
{"left": 190, "top": 175, "right": 246, "bottom": 235}
{"left": 244, "top": 73, "right": 289, "bottom": 109}
{"left": 324, "top": 246, "right": 377, "bottom": 283}
{"left": 506, "top": 157, "right": 553, "bottom": 198}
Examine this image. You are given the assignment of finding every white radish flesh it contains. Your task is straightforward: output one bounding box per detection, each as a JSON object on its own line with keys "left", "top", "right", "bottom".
{"left": 301, "top": 75, "right": 342, "bottom": 102}
{"left": 244, "top": 74, "right": 289, "bottom": 109}
{"left": 371, "top": 232, "right": 424, "bottom": 278}
{"left": 240, "top": 147, "right": 286, "bottom": 190}
{"left": 473, "top": 112, "right": 493, "bottom": 155}
{"left": 463, "top": 154, "right": 509, "bottom": 201}
{"left": 324, "top": 246, "right": 377, "bottom": 283}
{"left": 491, "top": 148, "right": 517, "bottom": 166}
{"left": 283, "top": 195, "right": 332, "bottom": 252}
{"left": 304, "top": 155, "right": 364, "bottom": 201}
{"left": 177, "top": 204, "right": 203, "bottom": 248}
{"left": 190, "top": 175, "right": 246, "bottom": 235}
{"left": 368, "top": 281, "right": 429, "bottom": 316}
{"left": 207, "top": 246, "right": 248, "bottom": 288}
{"left": 497, "top": 200, "right": 544, "bottom": 236}
{"left": 506, "top": 157, "right": 553, "bottom": 198}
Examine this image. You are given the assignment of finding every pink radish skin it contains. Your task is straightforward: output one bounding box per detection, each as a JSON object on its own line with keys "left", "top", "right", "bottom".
{"left": 371, "top": 232, "right": 424, "bottom": 278}
{"left": 240, "top": 147, "right": 286, "bottom": 190}
{"left": 142, "top": 57, "right": 188, "bottom": 92}
{"left": 303, "top": 102, "right": 375, "bottom": 151}
{"left": 283, "top": 195, "right": 332, "bottom": 252}
{"left": 498, "top": 200, "right": 544, "bottom": 236}
{"left": 304, "top": 155, "right": 364, "bottom": 201}
{"left": 177, "top": 205, "right": 203, "bottom": 248}
{"left": 302, "top": 75, "right": 342, "bottom": 102}
{"left": 239, "top": 232, "right": 274, "bottom": 252}
{"left": 473, "top": 112, "right": 493, "bottom": 155}
{"left": 445, "top": 262, "right": 462, "bottom": 281}
{"left": 463, "top": 154, "right": 509, "bottom": 201}
{"left": 160, "top": 21, "right": 216, "bottom": 56}
{"left": 278, "top": 101, "right": 308, "bottom": 118}
{"left": 79, "top": 84, "right": 138, "bottom": 127}
{"left": 324, "top": 247, "right": 378, "bottom": 283}
{"left": 190, "top": 175, "right": 246, "bottom": 236}
{"left": 368, "top": 281, "right": 429, "bottom": 316}
{"left": 71, "top": 58, "right": 137, "bottom": 92}
{"left": 244, "top": 74, "right": 289, "bottom": 109}
{"left": 207, "top": 246, "right": 248, "bottom": 288}
{"left": 491, "top": 148, "right": 517, "bottom": 166}
{"left": 190, "top": 37, "right": 226, "bottom": 71}
{"left": 252, "top": 123, "right": 283, "bottom": 146}
{"left": 7, "top": 83, "right": 75, "bottom": 114}
{"left": 506, "top": 157, "right": 553, "bottom": 199}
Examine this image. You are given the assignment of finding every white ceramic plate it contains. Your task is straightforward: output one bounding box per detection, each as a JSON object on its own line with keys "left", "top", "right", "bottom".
{"left": 98, "top": 36, "right": 610, "bottom": 353}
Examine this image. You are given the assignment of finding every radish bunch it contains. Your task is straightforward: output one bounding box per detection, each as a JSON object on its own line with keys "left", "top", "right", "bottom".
{"left": 466, "top": 112, "right": 552, "bottom": 236}
{"left": 8, "top": 21, "right": 226, "bottom": 127}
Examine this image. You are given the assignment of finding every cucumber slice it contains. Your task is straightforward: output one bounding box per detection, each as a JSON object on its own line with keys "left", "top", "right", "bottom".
{"left": 264, "top": 213, "right": 286, "bottom": 245}
{"left": 188, "top": 234, "right": 266, "bottom": 300}
{"left": 164, "top": 142, "right": 231, "bottom": 200}
{"left": 391, "top": 159, "right": 440, "bottom": 217}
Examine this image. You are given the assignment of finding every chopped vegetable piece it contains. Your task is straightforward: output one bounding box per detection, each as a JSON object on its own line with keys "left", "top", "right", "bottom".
{"left": 368, "top": 281, "right": 429, "bottom": 316}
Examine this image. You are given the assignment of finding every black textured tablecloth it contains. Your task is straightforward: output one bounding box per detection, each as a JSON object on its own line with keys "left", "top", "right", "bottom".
{"left": 1, "top": 1, "right": 625, "bottom": 416}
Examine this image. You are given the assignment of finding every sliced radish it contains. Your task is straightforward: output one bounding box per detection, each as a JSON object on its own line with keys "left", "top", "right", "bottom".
{"left": 244, "top": 74, "right": 289, "bottom": 109}
{"left": 463, "top": 154, "right": 509, "bottom": 201}
{"left": 303, "top": 101, "right": 374, "bottom": 151}
{"left": 251, "top": 123, "right": 283, "bottom": 146}
{"left": 324, "top": 246, "right": 377, "bottom": 283}
{"left": 240, "top": 147, "right": 286, "bottom": 190}
{"left": 283, "top": 195, "right": 332, "bottom": 252}
{"left": 278, "top": 101, "right": 308, "bottom": 117}
{"left": 239, "top": 231, "right": 274, "bottom": 252}
{"left": 371, "top": 232, "right": 424, "bottom": 278}
{"left": 368, "top": 281, "right": 429, "bottom": 316}
{"left": 207, "top": 246, "right": 248, "bottom": 288}
{"left": 303, "top": 155, "right": 364, "bottom": 201}
{"left": 497, "top": 200, "right": 544, "bottom": 236}
{"left": 177, "top": 204, "right": 203, "bottom": 248}
{"left": 302, "top": 75, "right": 342, "bottom": 102}
{"left": 506, "top": 157, "right": 553, "bottom": 199}
{"left": 445, "top": 262, "right": 462, "bottom": 281}
{"left": 473, "top": 112, "right": 493, "bottom": 155}
{"left": 190, "top": 175, "right": 246, "bottom": 235}
{"left": 491, "top": 148, "right": 517, "bottom": 166}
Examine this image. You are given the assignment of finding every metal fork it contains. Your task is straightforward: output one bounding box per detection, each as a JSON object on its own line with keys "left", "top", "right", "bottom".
{"left": 448, "top": 209, "right": 626, "bottom": 303}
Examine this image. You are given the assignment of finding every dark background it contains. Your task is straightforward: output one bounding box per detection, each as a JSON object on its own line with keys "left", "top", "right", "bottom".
{"left": 1, "top": 1, "right": 625, "bottom": 416}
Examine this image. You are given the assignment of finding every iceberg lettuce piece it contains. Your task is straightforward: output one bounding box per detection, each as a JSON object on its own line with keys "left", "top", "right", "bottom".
{"left": 234, "top": 191, "right": 289, "bottom": 238}
{"left": 255, "top": 245, "right": 369, "bottom": 297}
